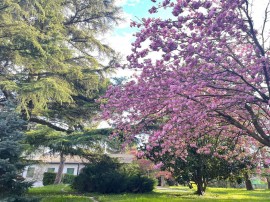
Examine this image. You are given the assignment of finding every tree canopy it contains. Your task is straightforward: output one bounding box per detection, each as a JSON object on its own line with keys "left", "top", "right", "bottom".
{"left": 102, "top": 0, "right": 270, "bottom": 160}
{"left": 143, "top": 133, "right": 257, "bottom": 195}
{"left": 0, "top": 0, "right": 121, "bottom": 132}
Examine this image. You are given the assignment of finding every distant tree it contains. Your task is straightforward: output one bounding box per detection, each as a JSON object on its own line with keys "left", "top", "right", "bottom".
{"left": 0, "top": 104, "right": 35, "bottom": 201}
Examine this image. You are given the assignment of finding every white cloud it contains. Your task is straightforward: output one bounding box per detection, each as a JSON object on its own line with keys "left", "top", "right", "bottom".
{"left": 127, "top": 0, "right": 141, "bottom": 6}
{"left": 117, "top": 11, "right": 133, "bottom": 29}
{"left": 106, "top": 32, "right": 135, "bottom": 77}
{"left": 115, "top": 0, "right": 128, "bottom": 6}
{"left": 115, "top": 0, "right": 141, "bottom": 6}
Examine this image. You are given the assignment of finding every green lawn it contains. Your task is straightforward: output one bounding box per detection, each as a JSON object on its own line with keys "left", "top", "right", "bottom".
{"left": 96, "top": 186, "right": 270, "bottom": 202}
{"left": 27, "top": 185, "right": 270, "bottom": 202}
{"left": 27, "top": 184, "right": 93, "bottom": 202}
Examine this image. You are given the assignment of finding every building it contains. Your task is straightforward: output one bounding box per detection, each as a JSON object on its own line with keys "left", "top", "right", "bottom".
{"left": 22, "top": 153, "right": 134, "bottom": 187}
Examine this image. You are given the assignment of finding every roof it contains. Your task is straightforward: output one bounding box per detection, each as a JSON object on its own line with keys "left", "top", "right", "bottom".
{"left": 33, "top": 153, "right": 135, "bottom": 164}
{"left": 34, "top": 154, "right": 88, "bottom": 164}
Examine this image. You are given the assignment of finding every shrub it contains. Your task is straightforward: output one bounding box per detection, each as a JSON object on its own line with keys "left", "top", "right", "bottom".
{"left": 43, "top": 172, "right": 56, "bottom": 186}
{"left": 127, "top": 175, "right": 156, "bottom": 193}
{"left": 72, "top": 155, "right": 155, "bottom": 194}
{"left": 94, "top": 171, "right": 128, "bottom": 194}
{"left": 72, "top": 155, "right": 126, "bottom": 193}
{"left": 62, "top": 174, "right": 76, "bottom": 184}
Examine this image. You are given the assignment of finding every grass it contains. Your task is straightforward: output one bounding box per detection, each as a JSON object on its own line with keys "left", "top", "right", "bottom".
{"left": 27, "top": 184, "right": 93, "bottom": 202}
{"left": 27, "top": 184, "right": 270, "bottom": 202}
{"left": 96, "top": 186, "right": 270, "bottom": 202}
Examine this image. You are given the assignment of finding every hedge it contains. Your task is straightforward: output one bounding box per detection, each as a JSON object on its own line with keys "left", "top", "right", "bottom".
{"left": 43, "top": 172, "right": 56, "bottom": 186}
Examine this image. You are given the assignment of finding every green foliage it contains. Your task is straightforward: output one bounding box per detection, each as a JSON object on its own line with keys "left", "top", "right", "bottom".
{"left": 0, "top": 0, "right": 121, "bottom": 131}
{"left": 72, "top": 155, "right": 155, "bottom": 194}
{"left": 0, "top": 104, "right": 35, "bottom": 201}
{"left": 62, "top": 174, "right": 76, "bottom": 184}
{"left": 121, "top": 162, "right": 141, "bottom": 176}
{"left": 144, "top": 135, "right": 253, "bottom": 195}
{"left": 72, "top": 155, "right": 125, "bottom": 193}
{"left": 127, "top": 175, "right": 156, "bottom": 193}
{"left": 43, "top": 172, "right": 57, "bottom": 186}
{"left": 43, "top": 170, "right": 81, "bottom": 187}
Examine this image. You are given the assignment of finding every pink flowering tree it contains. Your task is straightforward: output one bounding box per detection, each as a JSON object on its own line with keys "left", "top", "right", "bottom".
{"left": 101, "top": 0, "right": 270, "bottom": 190}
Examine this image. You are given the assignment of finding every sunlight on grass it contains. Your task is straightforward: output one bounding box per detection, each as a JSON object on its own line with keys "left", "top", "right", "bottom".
{"left": 97, "top": 187, "right": 270, "bottom": 202}
{"left": 28, "top": 185, "right": 270, "bottom": 202}
{"left": 28, "top": 184, "right": 74, "bottom": 195}
{"left": 41, "top": 195, "right": 93, "bottom": 202}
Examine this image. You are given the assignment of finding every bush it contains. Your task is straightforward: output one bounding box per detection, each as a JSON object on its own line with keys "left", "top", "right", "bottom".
{"left": 72, "top": 155, "right": 155, "bottom": 194}
{"left": 62, "top": 174, "right": 75, "bottom": 184}
{"left": 43, "top": 172, "right": 56, "bottom": 186}
{"left": 127, "top": 175, "right": 156, "bottom": 193}
{"left": 72, "top": 155, "right": 127, "bottom": 194}
{"left": 93, "top": 171, "right": 128, "bottom": 194}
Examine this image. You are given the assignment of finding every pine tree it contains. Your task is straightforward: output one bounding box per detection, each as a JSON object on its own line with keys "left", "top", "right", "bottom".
{"left": 0, "top": 0, "right": 121, "bottom": 132}
{"left": 0, "top": 0, "right": 121, "bottom": 185}
{"left": 0, "top": 104, "right": 35, "bottom": 201}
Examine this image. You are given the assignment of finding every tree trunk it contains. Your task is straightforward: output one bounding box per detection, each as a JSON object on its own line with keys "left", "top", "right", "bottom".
{"left": 160, "top": 175, "right": 166, "bottom": 187}
{"left": 195, "top": 175, "right": 206, "bottom": 195}
{"left": 244, "top": 172, "right": 254, "bottom": 190}
{"left": 187, "top": 181, "right": 193, "bottom": 189}
{"left": 196, "top": 180, "right": 206, "bottom": 195}
{"left": 194, "top": 164, "right": 207, "bottom": 195}
{"left": 54, "top": 152, "right": 66, "bottom": 184}
{"left": 267, "top": 177, "right": 270, "bottom": 189}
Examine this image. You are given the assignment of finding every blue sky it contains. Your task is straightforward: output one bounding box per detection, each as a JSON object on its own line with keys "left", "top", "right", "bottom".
{"left": 115, "top": 0, "right": 171, "bottom": 35}
{"left": 115, "top": 0, "right": 156, "bottom": 35}
{"left": 105, "top": 0, "right": 171, "bottom": 63}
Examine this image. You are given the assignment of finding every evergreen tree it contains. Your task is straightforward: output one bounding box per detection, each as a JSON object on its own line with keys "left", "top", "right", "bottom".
{"left": 0, "top": 104, "right": 35, "bottom": 201}
{"left": 0, "top": 0, "right": 121, "bottom": 132}
{"left": 0, "top": 0, "right": 121, "bottom": 185}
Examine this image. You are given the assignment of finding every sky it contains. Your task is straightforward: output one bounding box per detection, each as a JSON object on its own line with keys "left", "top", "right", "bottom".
{"left": 108, "top": 0, "right": 155, "bottom": 57}
{"left": 106, "top": 0, "right": 270, "bottom": 76}
{"left": 104, "top": 0, "right": 172, "bottom": 78}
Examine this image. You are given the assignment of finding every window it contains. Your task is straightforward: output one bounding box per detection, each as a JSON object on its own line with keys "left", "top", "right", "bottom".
{"left": 66, "top": 168, "right": 74, "bottom": 175}
{"left": 26, "top": 167, "right": 35, "bottom": 178}
{"left": 47, "top": 168, "right": 55, "bottom": 173}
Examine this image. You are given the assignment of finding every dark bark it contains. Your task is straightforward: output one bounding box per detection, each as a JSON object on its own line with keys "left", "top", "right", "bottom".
{"left": 54, "top": 152, "right": 66, "bottom": 184}
{"left": 244, "top": 172, "right": 254, "bottom": 190}
{"left": 267, "top": 177, "right": 270, "bottom": 189}
{"left": 29, "top": 117, "right": 74, "bottom": 133}
{"left": 196, "top": 182, "right": 205, "bottom": 195}
{"left": 195, "top": 168, "right": 207, "bottom": 195}
{"left": 187, "top": 181, "right": 193, "bottom": 189}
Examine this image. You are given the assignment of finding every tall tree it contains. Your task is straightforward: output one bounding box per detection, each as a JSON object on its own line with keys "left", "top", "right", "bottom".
{"left": 0, "top": 104, "right": 35, "bottom": 201}
{"left": 0, "top": 0, "right": 121, "bottom": 132}
{"left": 102, "top": 0, "right": 270, "bottom": 160}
